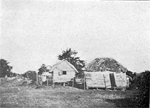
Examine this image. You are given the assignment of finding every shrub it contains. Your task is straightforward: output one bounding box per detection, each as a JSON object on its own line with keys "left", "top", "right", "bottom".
{"left": 132, "top": 70, "right": 150, "bottom": 107}
{"left": 23, "top": 71, "right": 37, "bottom": 82}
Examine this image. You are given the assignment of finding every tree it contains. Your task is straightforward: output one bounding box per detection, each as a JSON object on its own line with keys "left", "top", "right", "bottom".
{"left": 132, "top": 70, "right": 150, "bottom": 107}
{"left": 9, "top": 72, "right": 17, "bottom": 77}
{"left": 23, "top": 70, "right": 36, "bottom": 82}
{"left": 126, "top": 70, "right": 136, "bottom": 87}
{"left": 38, "top": 64, "right": 48, "bottom": 75}
{"left": 0, "top": 59, "right": 13, "bottom": 77}
{"left": 58, "top": 48, "right": 86, "bottom": 76}
{"left": 126, "top": 70, "right": 136, "bottom": 79}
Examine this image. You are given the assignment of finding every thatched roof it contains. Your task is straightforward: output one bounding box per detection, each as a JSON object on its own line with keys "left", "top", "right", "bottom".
{"left": 86, "top": 58, "right": 127, "bottom": 73}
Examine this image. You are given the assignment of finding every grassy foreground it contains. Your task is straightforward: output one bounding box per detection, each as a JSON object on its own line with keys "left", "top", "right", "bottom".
{"left": 0, "top": 78, "right": 138, "bottom": 108}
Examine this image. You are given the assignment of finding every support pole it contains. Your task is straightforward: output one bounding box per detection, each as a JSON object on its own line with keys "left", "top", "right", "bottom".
{"left": 72, "top": 77, "right": 74, "bottom": 87}
{"left": 103, "top": 74, "right": 107, "bottom": 90}
{"left": 84, "top": 75, "right": 86, "bottom": 90}
{"left": 52, "top": 82, "right": 54, "bottom": 87}
{"left": 52, "top": 72, "right": 54, "bottom": 87}
{"left": 47, "top": 78, "right": 48, "bottom": 86}
{"left": 36, "top": 72, "right": 38, "bottom": 85}
{"left": 63, "top": 82, "right": 65, "bottom": 86}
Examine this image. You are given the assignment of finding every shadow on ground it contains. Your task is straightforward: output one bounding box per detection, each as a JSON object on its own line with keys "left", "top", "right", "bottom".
{"left": 105, "top": 97, "right": 139, "bottom": 108}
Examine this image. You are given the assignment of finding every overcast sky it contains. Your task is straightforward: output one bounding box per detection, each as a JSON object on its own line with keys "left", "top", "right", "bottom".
{"left": 1, "top": 0, "right": 150, "bottom": 73}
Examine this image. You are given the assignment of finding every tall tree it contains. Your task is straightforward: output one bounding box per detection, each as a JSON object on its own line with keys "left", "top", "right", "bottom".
{"left": 38, "top": 64, "right": 48, "bottom": 75}
{"left": 58, "top": 48, "right": 86, "bottom": 75}
{"left": 0, "top": 59, "right": 13, "bottom": 77}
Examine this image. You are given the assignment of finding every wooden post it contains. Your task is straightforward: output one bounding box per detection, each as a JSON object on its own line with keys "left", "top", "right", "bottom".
{"left": 41, "top": 78, "right": 43, "bottom": 86}
{"left": 47, "top": 78, "right": 48, "bottom": 86}
{"left": 36, "top": 72, "right": 38, "bottom": 85}
{"left": 72, "top": 77, "right": 74, "bottom": 87}
{"left": 63, "top": 82, "right": 66, "bottom": 86}
{"left": 103, "top": 74, "right": 107, "bottom": 90}
{"left": 52, "top": 72, "right": 54, "bottom": 87}
{"left": 52, "top": 81, "right": 54, "bottom": 87}
{"left": 84, "top": 75, "right": 86, "bottom": 90}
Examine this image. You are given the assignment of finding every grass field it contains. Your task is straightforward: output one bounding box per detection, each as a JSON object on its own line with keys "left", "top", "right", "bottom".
{"left": 0, "top": 78, "right": 138, "bottom": 108}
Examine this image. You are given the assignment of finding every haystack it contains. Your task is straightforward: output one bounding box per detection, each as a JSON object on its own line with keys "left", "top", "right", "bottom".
{"left": 86, "top": 58, "right": 127, "bottom": 73}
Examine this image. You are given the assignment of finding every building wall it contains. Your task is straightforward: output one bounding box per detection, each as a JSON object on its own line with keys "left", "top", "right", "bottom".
{"left": 85, "top": 71, "right": 111, "bottom": 88}
{"left": 114, "top": 72, "right": 127, "bottom": 88}
{"left": 53, "top": 68, "right": 75, "bottom": 83}
{"left": 84, "top": 71, "right": 127, "bottom": 89}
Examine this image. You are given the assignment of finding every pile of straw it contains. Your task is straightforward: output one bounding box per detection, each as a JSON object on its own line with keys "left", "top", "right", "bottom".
{"left": 86, "top": 58, "right": 127, "bottom": 73}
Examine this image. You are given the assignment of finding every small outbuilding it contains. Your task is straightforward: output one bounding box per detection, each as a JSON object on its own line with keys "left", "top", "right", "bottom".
{"left": 41, "top": 72, "right": 52, "bottom": 82}
{"left": 84, "top": 71, "right": 127, "bottom": 89}
{"left": 84, "top": 58, "right": 128, "bottom": 90}
{"left": 50, "top": 60, "right": 78, "bottom": 84}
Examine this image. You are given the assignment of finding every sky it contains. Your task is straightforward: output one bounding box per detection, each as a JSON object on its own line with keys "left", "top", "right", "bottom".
{"left": 1, "top": 0, "right": 150, "bottom": 73}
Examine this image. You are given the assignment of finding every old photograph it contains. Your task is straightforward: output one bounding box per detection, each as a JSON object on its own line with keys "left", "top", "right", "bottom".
{"left": 0, "top": 0, "right": 150, "bottom": 108}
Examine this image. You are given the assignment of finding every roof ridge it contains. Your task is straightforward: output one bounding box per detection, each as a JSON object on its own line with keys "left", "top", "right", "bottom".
{"left": 50, "top": 60, "right": 78, "bottom": 73}
{"left": 63, "top": 60, "right": 78, "bottom": 73}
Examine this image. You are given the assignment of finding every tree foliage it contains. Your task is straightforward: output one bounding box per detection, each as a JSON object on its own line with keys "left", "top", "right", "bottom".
{"left": 58, "top": 48, "right": 86, "bottom": 75}
{"left": 126, "top": 70, "right": 136, "bottom": 86}
{"left": 22, "top": 70, "right": 37, "bottom": 82}
{"left": 38, "top": 64, "right": 48, "bottom": 75}
{"left": 132, "top": 70, "right": 150, "bottom": 107}
{"left": 0, "top": 59, "right": 13, "bottom": 77}
{"left": 126, "top": 70, "right": 136, "bottom": 79}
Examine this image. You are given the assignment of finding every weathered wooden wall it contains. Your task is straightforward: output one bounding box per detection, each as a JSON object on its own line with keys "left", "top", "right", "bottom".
{"left": 84, "top": 71, "right": 127, "bottom": 89}
{"left": 53, "top": 68, "right": 75, "bottom": 83}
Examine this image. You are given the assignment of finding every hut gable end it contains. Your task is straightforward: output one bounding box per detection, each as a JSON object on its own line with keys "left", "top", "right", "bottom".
{"left": 50, "top": 60, "right": 78, "bottom": 83}
{"left": 50, "top": 60, "right": 78, "bottom": 73}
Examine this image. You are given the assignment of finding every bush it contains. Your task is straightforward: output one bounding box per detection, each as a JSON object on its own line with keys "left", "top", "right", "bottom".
{"left": 23, "top": 71, "right": 37, "bottom": 82}
{"left": 132, "top": 70, "right": 150, "bottom": 107}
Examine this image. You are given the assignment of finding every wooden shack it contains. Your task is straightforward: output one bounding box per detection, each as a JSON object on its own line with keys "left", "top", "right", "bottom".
{"left": 50, "top": 60, "right": 78, "bottom": 84}
{"left": 84, "top": 71, "right": 127, "bottom": 89}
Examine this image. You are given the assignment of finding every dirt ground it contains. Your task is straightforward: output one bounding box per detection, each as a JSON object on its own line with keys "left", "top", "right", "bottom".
{"left": 0, "top": 78, "right": 138, "bottom": 108}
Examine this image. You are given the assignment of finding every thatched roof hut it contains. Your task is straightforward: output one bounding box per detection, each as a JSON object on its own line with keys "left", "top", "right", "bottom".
{"left": 86, "top": 58, "right": 127, "bottom": 73}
